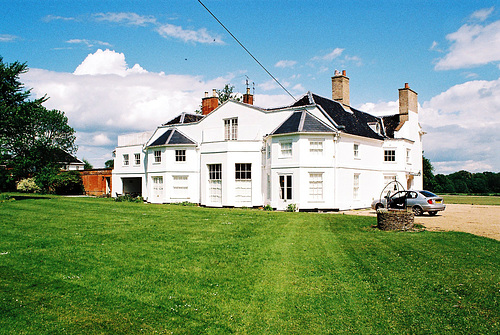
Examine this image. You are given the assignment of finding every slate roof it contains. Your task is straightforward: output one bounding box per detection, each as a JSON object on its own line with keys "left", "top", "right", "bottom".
{"left": 148, "top": 129, "right": 196, "bottom": 147}
{"left": 286, "top": 92, "right": 386, "bottom": 140}
{"left": 163, "top": 112, "right": 204, "bottom": 126}
{"left": 271, "top": 110, "right": 336, "bottom": 135}
{"left": 381, "top": 114, "right": 401, "bottom": 138}
{"left": 54, "top": 149, "right": 84, "bottom": 164}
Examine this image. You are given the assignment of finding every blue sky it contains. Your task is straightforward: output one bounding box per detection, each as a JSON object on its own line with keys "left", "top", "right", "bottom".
{"left": 1, "top": 0, "right": 500, "bottom": 173}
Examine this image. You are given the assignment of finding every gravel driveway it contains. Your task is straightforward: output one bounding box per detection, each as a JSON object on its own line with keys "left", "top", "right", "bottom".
{"left": 343, "top": 204, "right": 500, "bottom": 241}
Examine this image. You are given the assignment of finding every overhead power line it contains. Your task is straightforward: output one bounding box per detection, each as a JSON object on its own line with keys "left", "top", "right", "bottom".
{"left": 197, "top": 0, "right": 296, "bottom": 101}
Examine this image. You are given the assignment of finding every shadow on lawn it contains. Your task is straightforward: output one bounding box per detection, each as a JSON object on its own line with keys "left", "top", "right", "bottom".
{"left": 11, "top": 195, "right": 51, "bottom": 201}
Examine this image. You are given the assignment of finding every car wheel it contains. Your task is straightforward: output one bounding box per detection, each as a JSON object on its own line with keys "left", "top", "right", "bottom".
{"left": 428, "top": 211, "right": 437, "bottom": 216}
{"left": 412, "top": 206, "right": 423, "bottom": 216}
{"left": 375, "top": 203, "right": 384, "bottom": 210}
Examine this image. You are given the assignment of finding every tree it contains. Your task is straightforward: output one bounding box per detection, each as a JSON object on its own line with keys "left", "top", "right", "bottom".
{"left": 105, "top": 159, "right": 114, "bottom": 168}
{"left": 83, "top": 159, "right": 93, "bottom": 170}
{"left": 422, "top": 155, "right": 436, "bottom": 191}
{"left": 216, "top": 84, "right": 241, "bottom": 104}
{"left": 194, "top": 84, "right": 241, "bottom": 114}
{"left": 0, "top": 56, "right": 76, "bottom": 190}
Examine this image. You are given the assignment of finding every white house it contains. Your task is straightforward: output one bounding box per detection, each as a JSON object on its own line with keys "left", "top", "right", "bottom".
{"left": 112, "top": 71, "right": 423, "bottom": 211}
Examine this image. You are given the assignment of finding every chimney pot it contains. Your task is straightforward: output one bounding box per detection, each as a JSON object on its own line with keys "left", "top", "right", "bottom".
{"left": 342, "top": 70, "right": 346, "bottom": 76}
{"left": 204, "top": 91, "right": 208, "bottom": 98}
{"left": 405, "top": 83, "right": 409, "bottom": 89}
{"left": 212, "top": 88, "right": 217, "bottom": 97}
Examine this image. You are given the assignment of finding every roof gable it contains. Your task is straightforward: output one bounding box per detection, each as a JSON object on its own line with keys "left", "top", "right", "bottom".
{"left": 163, "top": 112, "right": 204, "bottom": 126}
{"left": 271, "top": 110, "right": 336, "bottom": 135}
{"left": 148, "top": 129, "right": 196, "bottom": 147}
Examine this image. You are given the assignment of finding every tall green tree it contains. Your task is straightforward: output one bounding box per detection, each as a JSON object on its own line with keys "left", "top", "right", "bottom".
{"left": 422, "top": 155, "right": 436, "bottom": 191}
{"left": 0, "top": 56, "right": 76, "bottom": 189}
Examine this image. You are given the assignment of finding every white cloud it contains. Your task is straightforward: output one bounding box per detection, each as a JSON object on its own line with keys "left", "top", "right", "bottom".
{"left": 469, "top": 7, "right": 494, "bottom": 22}
{"left": 43, "top": 15, "right": 76, "bottom": 22}
{"left": 258, "top": 79, "right": 279, "bottom": 91}
{"left": 275, "top": 60, "right": 297, "bottom": 68}
{"left": 93, "top": 12, "right": 223, "bottom": 45}
{"left": 292, "top": 83, "right": 305, "bottom": 92}
{"left": 67, "top": 39, "right": 112, "bottom": 48}
{"left": 344, "top": 55, "right": 363, "bottom": 66}
{"left": 0, "top": 34, "right": 18, "bottom": 42}
{"left": 358, "top": 77, "right": 500, "bottom": 173}
{"left": 21, "top": 50, "right": 238, "bottom": 166}
{"left": 429, "top": 41, "right": 443, "bottom": 52}
{"left": 93, "top": 12, "right": 157, "bottom": 26}
{"left": 312, "top": 48, "right": 344, "bottom": 62}
{"left": 253, "top": 94, "right": 294, "bottom": 109}
{"left": 73, "top": 49, "right": 146, "bottom": 76}
{"left": 156, "top": 24, "right": 223, "bottom": 44}
{"left": 435, "top": 20, "right": 500, "bottom": 70}
{"left": 92, "top": 133, "right": 113, "bottom": 146}
{"left": 358, "top": 101, "right": 398, "bottom": 117}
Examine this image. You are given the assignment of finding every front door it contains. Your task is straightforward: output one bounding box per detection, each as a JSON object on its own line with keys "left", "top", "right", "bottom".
{"left": 207, "top": 164, "right": 222, "bottom": 207}
{"left": 278, "top": 174, "right": 293, "bottom": 210}
{"left": 152, "top": 176, "right": 164, "bottom": 203}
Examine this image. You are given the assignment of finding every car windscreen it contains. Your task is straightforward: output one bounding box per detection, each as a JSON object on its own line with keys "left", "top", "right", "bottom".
{"left": 419, "top": 190, "right": 437, "bottom": 198}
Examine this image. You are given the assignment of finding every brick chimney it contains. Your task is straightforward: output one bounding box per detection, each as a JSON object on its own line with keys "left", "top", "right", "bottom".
{"left": 332, "top": 70, "right": 350, "bottom": 106}
{"left": 397, "top": 83, "right": 418, "bottom": 127}
{"left": 202, "top": 89, "right": 219, "bottom": 115}
{"left": 243, "top": 87, "right": 254, "bottom": 105}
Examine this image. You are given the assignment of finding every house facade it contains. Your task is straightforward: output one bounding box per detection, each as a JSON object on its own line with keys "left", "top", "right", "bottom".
{"left": 112, "top": 71, "right": 423, "bottom": 211}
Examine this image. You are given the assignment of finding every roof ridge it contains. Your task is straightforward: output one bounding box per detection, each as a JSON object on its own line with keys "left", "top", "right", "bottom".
{"left": 165, "top": 129, "right": 175, "bottom": 144}
{"left": 298, "top": 110, "right": 306, "bottom": 132}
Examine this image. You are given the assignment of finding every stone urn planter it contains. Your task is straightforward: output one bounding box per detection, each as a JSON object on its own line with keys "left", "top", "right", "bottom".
{"left": 377, "top": 209, "right": 414, "bottom": 231}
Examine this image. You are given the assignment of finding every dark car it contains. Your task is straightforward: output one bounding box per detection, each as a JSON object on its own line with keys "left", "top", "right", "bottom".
{"left": 371, "top": 190, "right": 446, "bottom": 216}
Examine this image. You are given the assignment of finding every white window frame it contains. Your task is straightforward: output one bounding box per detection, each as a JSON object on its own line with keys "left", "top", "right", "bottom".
{"left": 175, "top": 149, "right": 186, "bottom": 162}
{"left": 353, "top": 173, "right": 360, "bottom": 200}
{"left": 353, "top": 143, "right": 359, "bottom": 159}
{"left": 309, "top": 140, "right": 324, "bottom": 155}
{"left": 235, "top": 163, "right": 252, "bottom": 204}
{"left": 279, "top": 174, "right": 293, "bottom": 200}
{"left": 208, "top": 164, "right": 222, "bottom": 203}
{"left": 172, "top": 175, "right": 188, "bottom": 199}
{"left": 280, "top": 141, "right": 292, "bottom": 158}
{"left": 384, "top": 149, "right": 396, "bottom": 162}
{"left": 224, "top": 118, "right": 238, "bottom": 141}
{"left": 134, "top": 153, "right": 141, "bottom": 166}
{"left": 309, "top": 172, "right": 323, "bottom": 201}
{"left": 154, "top": 150, "right": 161, "bottom": 163}
{"left": 123, "top": 154, "right": 129, "bottom": 166}
{"left": 235, "top": 163, "right": 252, "bottom": 180}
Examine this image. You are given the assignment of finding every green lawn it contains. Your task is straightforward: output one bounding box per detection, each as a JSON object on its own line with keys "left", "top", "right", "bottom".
{"left": 1, "top": 194, "right": 499, "bottom": 334}
{"left": 441, "top": 194, "right": 500, "bottom": 206}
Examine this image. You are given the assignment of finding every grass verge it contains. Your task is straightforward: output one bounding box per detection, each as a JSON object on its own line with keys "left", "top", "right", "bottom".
{"left": 1, "top": 194, "right": 499, "bottom": 334}
{"left": 441, "top": 195, "right": 500, "bottom": 206}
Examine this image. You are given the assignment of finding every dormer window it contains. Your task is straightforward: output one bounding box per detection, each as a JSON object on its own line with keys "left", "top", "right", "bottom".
{"left": 224, "top": 118, "right": 238, "bottom": 140}
{"left": 368, "top": 122, "right": 381, "bottom": 135}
